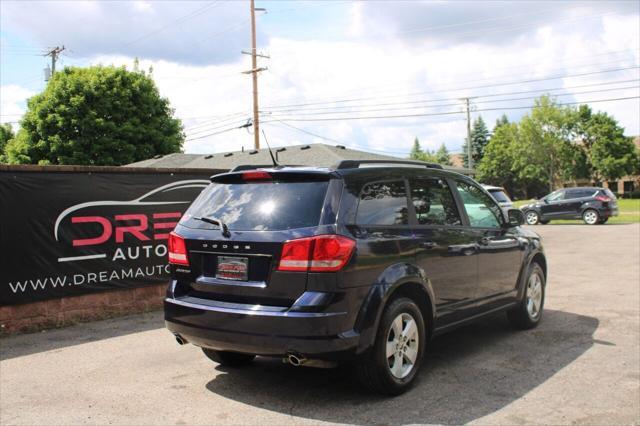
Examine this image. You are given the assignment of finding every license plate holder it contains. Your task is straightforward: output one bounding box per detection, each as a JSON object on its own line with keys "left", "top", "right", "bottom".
{"left": 216, "top": 256, "right": 249, "bottom": 281}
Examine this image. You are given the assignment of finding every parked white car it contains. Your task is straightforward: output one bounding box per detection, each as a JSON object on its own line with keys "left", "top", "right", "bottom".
{"left": 482, "top": 185, "right": 514, "bottom": 211}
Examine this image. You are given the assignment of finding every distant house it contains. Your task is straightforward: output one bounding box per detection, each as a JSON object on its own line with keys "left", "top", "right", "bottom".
{"left": 600, "top": 136, "right": 640, "bottom": 196}
{"left": 450, "top": 153, "right": 464, "bottom": 169}
{"left": 126, "top": 143, "right": 475, "bottom": 175}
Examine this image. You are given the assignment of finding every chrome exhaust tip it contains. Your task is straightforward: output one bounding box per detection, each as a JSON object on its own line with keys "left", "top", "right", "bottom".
{"left": 286, "top": 353, "right": 306, "bottom": 367}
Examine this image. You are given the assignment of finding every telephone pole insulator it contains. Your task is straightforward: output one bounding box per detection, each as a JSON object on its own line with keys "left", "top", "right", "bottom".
{"left": 44, "top": 46, "right": 65, "bottom": 77}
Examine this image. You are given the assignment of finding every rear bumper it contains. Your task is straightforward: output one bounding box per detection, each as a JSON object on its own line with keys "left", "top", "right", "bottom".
{"left": 164, "top": 297, "right": 361, "bottom": 361}
{"left": 593, "top": 206, "right": 618, "bottom": 218}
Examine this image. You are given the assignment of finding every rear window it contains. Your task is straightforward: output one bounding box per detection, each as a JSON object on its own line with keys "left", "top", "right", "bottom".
{"left": 356, "top": 180, "right": 409, "bottom": 225}
{"left": 602, "top": 188, "right": 617, "bottom": 199}
{"left": 180, "top": 181, "right": 329, "bottom": 231}
{"left": 488, "top": 189, "right": 511, "bottom": 203}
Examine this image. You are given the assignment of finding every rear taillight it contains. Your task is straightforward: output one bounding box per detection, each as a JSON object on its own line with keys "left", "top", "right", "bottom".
{"left": 278, "top": 235, "right": 355, "bottom": 272}
{"left": 168, "top": 232, "right": 189, "bottom": 266}
{"left": 595, "top": 195, "right": 610, "bottom": 202}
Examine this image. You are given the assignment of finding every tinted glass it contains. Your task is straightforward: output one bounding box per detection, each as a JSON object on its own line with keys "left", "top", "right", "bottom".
{"left": 456, "top": 181, "right": 502, "bottom": 228}
{"left": 488, "top": 189, "right": 511, "bottom": 203}
{"left": 564, "top": 189, "right": 580, "bottom": 199}
{"left": 567, "top": 189, "right": 596, "bottom": 199}
{"left": 410, "top": 178, "right": 461, "bottom": 226}
{"left": 546, "top": 190, "right": 565, "bottom": 202}
{"left": 180, "top": 181, "right": 328, "bottom": 231}
{"left": 357, "top": 180, "right": 409, "bottom": 225}
{"left": 603, "top": 188, "right": 617, "bottom": 199}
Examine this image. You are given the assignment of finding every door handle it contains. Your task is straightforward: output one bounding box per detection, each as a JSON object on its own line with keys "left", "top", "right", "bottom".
{"left": 478, "top": 237, "right": 491, "bottom": 246}
{"left": 419, "top": 241, "right": 438, "bottom": 249}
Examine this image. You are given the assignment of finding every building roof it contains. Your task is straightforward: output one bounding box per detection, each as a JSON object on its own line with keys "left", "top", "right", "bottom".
{"left": 125, "top": 143, "right": 475, "bottom": 174}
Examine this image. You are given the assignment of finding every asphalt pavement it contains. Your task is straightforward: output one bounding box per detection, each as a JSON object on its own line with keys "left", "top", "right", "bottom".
{"left": 1, "top": 224, "right": 639, "bottom": 425}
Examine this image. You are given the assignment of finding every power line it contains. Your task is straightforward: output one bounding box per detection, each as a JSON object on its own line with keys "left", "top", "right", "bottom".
{"left": 261, "top": 49, "right": 639, "bottom": 109}
{"left": 121, "top": 1, "right": 223, "bottom": 48}
{"left": 262, "top": 77, "right": 640, "bottom": 114}
{"left": 185, "top": 120, "right": 252, "bottom": 142}
{"left": 262, "top": 65, "right": 640, "bottom": 110}
{"left": 262, "top": 96, "right": 640, "bottom": 123}
{"left": 266, "top": 120, "right": 412, "bottom": 156}
{"left": 185, "top": 117, "right": 252, "bottom": 138}
{"left": 262, "top": 84, "right": 639, "bottom": 117}
{"left": 184, "top": 75, "right": 640, "bottom": 135}
{"left": 185, "top": 96, "right": 639, "bottom": 142}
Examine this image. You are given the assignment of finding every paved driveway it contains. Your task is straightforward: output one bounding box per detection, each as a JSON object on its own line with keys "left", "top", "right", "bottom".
{"left": 1, "top": 224, "right": 639, "bottom": 425}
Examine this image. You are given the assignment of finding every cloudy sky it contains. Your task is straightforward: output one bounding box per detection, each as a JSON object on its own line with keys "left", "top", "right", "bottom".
{"left": 1, "top": 0, "right": 639, "bottom": 157}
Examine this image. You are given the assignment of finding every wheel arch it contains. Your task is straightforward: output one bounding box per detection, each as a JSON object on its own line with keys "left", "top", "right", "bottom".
{"left": 354, "top": 265, "right": 436, "bottom": 355}
{"left": 516, "top": 250, "right": 547, "bottom": 300}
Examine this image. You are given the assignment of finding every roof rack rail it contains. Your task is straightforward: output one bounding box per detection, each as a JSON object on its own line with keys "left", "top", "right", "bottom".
{"left": 230, "top": 164, "right": 301, "bottom": 172}
{"left": 334, "top": 160, "right": 443, "bottom": 170}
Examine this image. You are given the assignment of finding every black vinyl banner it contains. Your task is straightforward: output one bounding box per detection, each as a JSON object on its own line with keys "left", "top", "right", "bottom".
{"left": 0, "top": 170, "right": 214, "bottom": 306}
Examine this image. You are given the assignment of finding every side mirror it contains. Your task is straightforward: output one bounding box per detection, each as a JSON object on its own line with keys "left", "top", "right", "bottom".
{"left": 506, "top": 209, "right": 525, "bottom": 227}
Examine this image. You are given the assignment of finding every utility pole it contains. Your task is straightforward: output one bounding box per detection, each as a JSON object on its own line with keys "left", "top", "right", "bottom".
{"left": 45, "top": 46, "right": 65, "bottom": 75}
{"left": 463, "top": 97, "right": 473, "bottom": 170}
{"left": 241, "top": 0, "right": 267, "bottom": 150}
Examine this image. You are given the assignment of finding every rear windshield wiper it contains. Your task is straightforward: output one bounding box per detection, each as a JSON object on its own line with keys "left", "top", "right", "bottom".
{"left": 194, "top": 216, "right": 231, "bottom": 238}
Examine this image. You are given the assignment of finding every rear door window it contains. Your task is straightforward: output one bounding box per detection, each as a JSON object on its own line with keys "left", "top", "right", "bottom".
{"left": 181, "top": 181, "right": 329, "bottom": 231}
{"left": 356, "top": 180, "right": 409, "bottom": 225}
{"left": 456, "top": 181, "right": 502, "bottom": 228}
{"left": 410, "top": 178, "right": 461, "bottom": 226}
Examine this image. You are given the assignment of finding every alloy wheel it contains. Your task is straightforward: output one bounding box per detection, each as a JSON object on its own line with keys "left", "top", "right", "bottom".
{"left": 386, "top": 312, "right": 419, "bottom": 379}
{"left": 583, "top": 210, "right": 598, "bottom": 225}
{"left": 526, "top": 272, "right": 543, "bottom": 320}
{"left": 526, "top": 211, "right": 539, "bottom": 225}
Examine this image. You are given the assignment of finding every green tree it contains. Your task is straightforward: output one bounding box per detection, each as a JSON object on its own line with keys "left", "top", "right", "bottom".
{"left": 513, "top": 96, "right": 577, "bottom": 192}
{"left": 408, "top": 137, "right": 438, "bottom": 162}
{"left": 462, "top": 115, "right": 490, "bottom": 168}
{"left": 6, "top": 65, "right": 183, "bottom": 165}
{"left": 435, "top": 143, "right": 452, "bottom": 166}
{"left": 477, "top": 122, "right": 518, "bottom": 188}
{"left": 409, "top": 137, "right": 424, "bottom": 160}
{"left": 571, "top": 105, "right": 638, "bottom": 181}
{"left": 494, "top": 114, "right": 509, "bottom": 131}
{"left": 0, "top": 123, "right": 15, "bottom": 163}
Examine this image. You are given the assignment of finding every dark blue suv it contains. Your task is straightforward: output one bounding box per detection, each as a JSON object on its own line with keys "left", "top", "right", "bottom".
{"left": 165, "top": 160, "right": 547, "bottom": 395}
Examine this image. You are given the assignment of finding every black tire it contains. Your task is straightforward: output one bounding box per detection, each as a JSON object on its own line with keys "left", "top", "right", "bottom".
{"left": 582, "top": 209, "right": 600, "bottom": 225}
{"left": 540, "top": 220, "right": 550, "bottom": 225}
{"left": 202, "top": 348, "right": 255, "bottom": 367}
{"left": 598, "top": 218, "right": 608, "bottom": 224}
{"left": 524, "top": 210, "right": 540, "bottom": 225}
{"left": 507, "top": 263, "right": 545, "bottom": 330}
{"left": 356, "top": 297, "right": 426, "bottom": 396}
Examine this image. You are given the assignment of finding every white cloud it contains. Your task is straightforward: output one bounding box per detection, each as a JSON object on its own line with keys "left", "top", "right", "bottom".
{"left": 0, "top": 85, "right": 35, "bottom": 125}
{"left": 1, "top": 0, "right": 638, "bottom": 155}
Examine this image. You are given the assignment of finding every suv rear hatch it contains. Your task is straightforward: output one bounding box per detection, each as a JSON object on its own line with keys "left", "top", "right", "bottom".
{"left": 599, "top": 188, "right": 619, "bottom": 215}
{"left": 171, "top": 169, "right": 341, "bottom": 308}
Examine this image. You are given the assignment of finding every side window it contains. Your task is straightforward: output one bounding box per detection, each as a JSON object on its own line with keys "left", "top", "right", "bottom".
{"left": 356, "top": 180, "right": 409, "bottom": 225}
{"left": 410, "top": 178, "right": 461, "bottom": 226}
{"left": 455, "top": 181, "right": 502, "bottom": 228}
{"left": 546, "top": 190, "right": 565, "bottom": 202}
{"left": 563, "top": 190, "right": 576, "bottom": 200}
